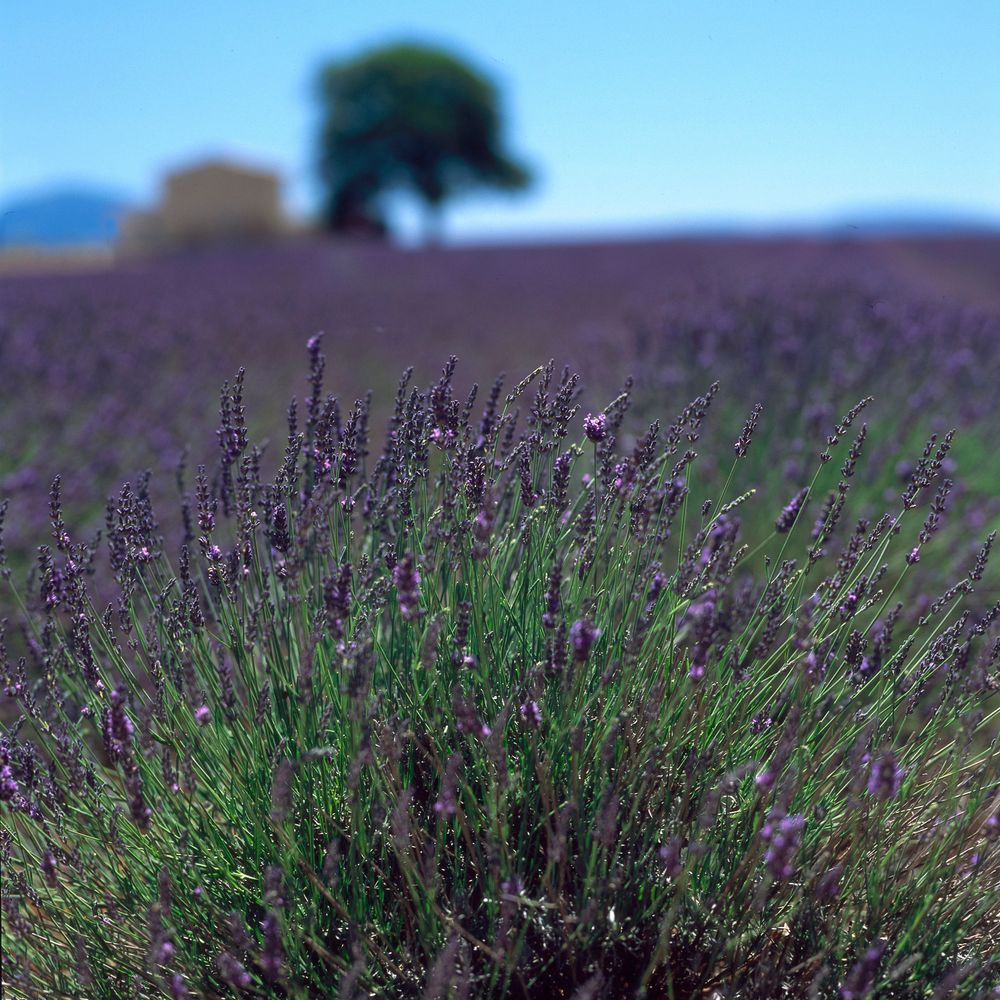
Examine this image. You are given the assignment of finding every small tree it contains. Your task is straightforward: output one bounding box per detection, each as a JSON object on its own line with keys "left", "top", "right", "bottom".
{"left": 317, "top": 42, "right": 532, "bottom": 240}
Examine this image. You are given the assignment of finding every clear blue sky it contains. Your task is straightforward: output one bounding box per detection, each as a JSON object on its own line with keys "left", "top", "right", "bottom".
{"left": 2, "top": 2, "right": 998, "bottom": 240}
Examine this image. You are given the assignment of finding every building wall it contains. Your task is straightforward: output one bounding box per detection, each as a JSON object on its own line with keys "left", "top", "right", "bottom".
{"left": 161, "top": 164, "right": 284, "bottom": 244}
{"left": 119, "top": 160, "right": 287, "bottom": 255}
{"left": 118, "top": 209, "right": 165, "bottom": 256}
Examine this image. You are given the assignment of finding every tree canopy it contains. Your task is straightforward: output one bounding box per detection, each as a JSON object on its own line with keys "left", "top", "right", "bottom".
{"left": 317, "top": 42, "right": 532, "bottom": 238}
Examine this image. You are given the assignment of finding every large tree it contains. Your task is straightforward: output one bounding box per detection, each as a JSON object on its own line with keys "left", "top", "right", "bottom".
{"left": 317, "top": 42, "right": 532, "bottom": 239}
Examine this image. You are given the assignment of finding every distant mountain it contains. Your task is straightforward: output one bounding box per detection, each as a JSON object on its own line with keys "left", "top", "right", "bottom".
{"left": 825, "top": 206, "right": 1000, "bottom": 237}
{"left": 665, "top": 207, "right": 1000, "bottom": 239}
{"left": 561, "top": 207, "right": 1000, "bottom": 246}
{"left": 0, "top": 187, "right": 132, "bottom": 248}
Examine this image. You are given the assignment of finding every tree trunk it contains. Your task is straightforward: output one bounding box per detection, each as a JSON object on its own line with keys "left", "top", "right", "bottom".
{"left": 422, "top": 202, "right": 444, "bottom": 247}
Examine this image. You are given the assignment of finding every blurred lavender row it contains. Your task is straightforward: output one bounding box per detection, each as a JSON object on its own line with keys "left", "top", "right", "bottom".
{"left": 2, "top": 236, "right": 998, "bottom": 604}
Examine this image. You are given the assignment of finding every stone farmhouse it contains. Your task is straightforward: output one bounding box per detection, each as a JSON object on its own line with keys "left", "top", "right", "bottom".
{"left": 119, "top": 159, "right": 288, "bottom": 255}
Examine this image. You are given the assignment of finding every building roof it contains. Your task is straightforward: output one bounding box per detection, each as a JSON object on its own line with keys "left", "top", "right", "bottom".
{"left": 165, "top": 157, "right": 281, "bottom": 186}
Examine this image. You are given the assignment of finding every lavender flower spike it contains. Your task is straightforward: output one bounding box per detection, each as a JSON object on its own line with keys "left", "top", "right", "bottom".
{"left": 840, "top": 942, "right": 886, "bottom": 1000}
{"left": 867, "top": 753, "right": 905, "bottom": 800}
{"left": 760, "top": 811, "right": 805, "bottom": 880}
{"left": 570, "top": 618, "right": 600, "bottom": 663}
{"left": 393, "top": 553, "right": 422, "bottom": 621}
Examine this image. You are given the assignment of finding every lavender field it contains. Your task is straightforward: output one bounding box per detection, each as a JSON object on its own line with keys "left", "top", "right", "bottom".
{"left": 2, "top": 236, "right": 999, "bottom": 591}
{"left": 2, "top": 236, "right": 1000, "bottom": 997}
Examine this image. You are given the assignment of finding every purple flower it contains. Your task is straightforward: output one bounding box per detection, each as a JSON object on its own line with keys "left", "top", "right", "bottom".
{"left": 260, "top": 911, "right": 284, "bottom": 982}
{"left": 452, "top": 686, "right": 492, "bottom": 738}
{"left": 775, "top": 488, "right": 807, "bottom": 533}
{"left": 542, "top": 560, "right": 562, "bottom": 629}
{"left": 73, "top": 935, "right": 93, "bottom": 987}
{"left": 126, "top": 768, "right": 152, "bottom": 831}
{"left": 434, "top": 753, "right": 461, "bottom": 817}
{"left": 867, "top": 753, "right": 904, "bottom": 800}
{"left": 227, "top": 912, "right": 255, "bottom": 953}
{"left": 473, "top": 506, "right": 494, "bottom": 543}
{"left": 840, "top": 942, "right": 885, "bottom": 1000}
{"left": 392, "top": 553, "right": 422, "bottom": 621}
{"left": 430, "top": 426, "right": 455, "bottom": 447}
{"left": 570, "top": 618, "right": 600, "bottom": 662}
{"left": 154, "top": 940, "right": 175, "bottom": 963}
{"left": 194, "top": 705, "right": 211, "bottom": 726}
{"left": 268, "top": 504, "right": 290, "bottom": 553}
{"left": 0, "top": 763, "right": 17, "bottom": 802}
{"left": 216, "top": 952, "right": 252, "bottom": 990}
{"left": 583, "top": 412, "right": 607, "bottom": 442}
{"left": 612, "top": 460, "right": 633, "bottom": 493}
{"left": 169, "top": 974, "right": 191, "bottom": 1000}
{"left": 686, "top": 589, "right": 716, "bottom": 621}
{"left": 802, "top": 649, "right": 825, "bottom": 681}
{"left": 102, "top": 687, "right": 135, "bottom": 763}
{"left": 761, "top": 812, "right": 805, "bottom": 880}
{"left": 433, "top": 796, "right": 457, "bottom": 817}
{"left": 755, "top": 766, "right": 776, "bottom": 791}
{"left": 501, "top": 875, "right": 525, "bottom": 895}
{"left": 519, "top": 701, "right": 542, "bottom": 727}
{"left": 815, "top": 864, "right": 843, "bottom": 901}
{"left": 263, "top": 865, "right": 288, "bottom": 909}
{"left": 41, "top": 849, "right": 58, "bottom": 886}
{"left": 735, "top": 402, "right": 763, "bottom": 458}
{"left": 323, "top": 563, "right": 352, "bottom": 640}
{"left": 270, "top": 758, "right": 296, "bottom": 823}
{"left": 658, "top": 837, "right": 683, "bottom": 877}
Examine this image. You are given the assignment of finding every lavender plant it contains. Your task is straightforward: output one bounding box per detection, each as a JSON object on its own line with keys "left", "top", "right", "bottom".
{"left": 1, "top": 344, "right": 998, "bottom": 998}
{"left": 3, "top": 239, "right": 999, "bottom": 598}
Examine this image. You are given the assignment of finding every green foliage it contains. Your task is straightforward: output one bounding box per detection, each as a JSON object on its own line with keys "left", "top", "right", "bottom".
{"left": 1, "top": 355, "right": 998, "bottom": 998}
{"left": 317, "top": 42, "right": 532, "bottom": 236}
